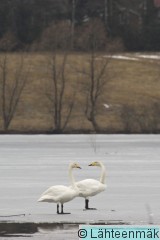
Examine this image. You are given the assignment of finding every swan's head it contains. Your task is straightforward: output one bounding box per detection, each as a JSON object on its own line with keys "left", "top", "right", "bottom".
{"left": 71, "top": 163, "right": 82, "bottom": 169}
{"left": 88, "top": 161, "right": 101, "bottom": 167}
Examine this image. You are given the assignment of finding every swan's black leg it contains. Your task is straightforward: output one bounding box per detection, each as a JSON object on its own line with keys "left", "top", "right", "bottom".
{"left": 58, "top": 204, "right": 71, "bottom": 214}
{"left": 57, "top": 204, "right": 60, "bottom": 214}
{"left": 84, "top": 199, "right": 97, "bottom": 210}
{"left": 85, "top": 199, "right": 89, "bottom": 209}
{"left": 85, "top": 199, "right": 90, "bottom": 209}
{"left": 61, "top": 203, "right": 64, "bottom": 214}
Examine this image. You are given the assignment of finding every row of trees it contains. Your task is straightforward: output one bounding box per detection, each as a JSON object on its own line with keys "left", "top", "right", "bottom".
{"left": 0, "top": 0, "right": 159, "bottom": 51}
{"left": 0, "top": 48, "right": 111, "bottom": 133}
{"left": 1, "top": 50, "right": 160, "bottom": 134}
{"left": 0, "top": 0, "right": 108, "bottom": 47}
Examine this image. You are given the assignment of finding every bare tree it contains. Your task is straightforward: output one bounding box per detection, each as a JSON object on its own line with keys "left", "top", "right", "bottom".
{"left": 46, "top": 52, "right": 75, "bottom": 133}
{"left": 83, "top": 52, "right": 110, "bottom": 132}
{"left": 120, "top": 104, "right": 136, "bottom": 133}
{"left": 120, "top": 101, "right": 160, "bottom": 134}
{"left": 104, "top": 0, "right": 108, "bottom": 26}
{"left": 72, "top": 19, "right": 109, "bottom": 132}
{"left": 70, "top": 0, "right": 79, "bottom": 50}
{"left": 75, "top": 18, "right": 107, "bottom": 51}
{"left": 136, "top": 102, "right": 160, "bottom": 133}
{"left": 39, "top": 21, "right": 71, "bottom": 51}
{"left": 71, "top": 0, "right": 76, "bottom": 49}
{"left": 0, "top": 54, "right": 29, "bottom": 131}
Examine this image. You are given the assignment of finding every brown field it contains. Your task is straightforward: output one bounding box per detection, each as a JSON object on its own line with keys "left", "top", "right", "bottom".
{"left": 0, "top": 52, "right": 160, "bottom": 133}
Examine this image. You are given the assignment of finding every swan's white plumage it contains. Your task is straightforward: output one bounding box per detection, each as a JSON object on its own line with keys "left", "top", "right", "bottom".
{"left": 76, "top": 179, "right": 106, "bottom": 198}
{"left": 38, "top": 163, "right": 81, "bottom": 209}
{"left": 38, "top": 185, "right": 78, "bottom": 203}
{"left": 76, "top": 161, "right": 106, "bottom": 209}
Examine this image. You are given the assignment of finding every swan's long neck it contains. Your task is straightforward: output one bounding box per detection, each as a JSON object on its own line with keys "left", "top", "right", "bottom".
{"left": 68, "top": 166, "right": 78, "bottom": 190}
{"left": 99, "top": 163, "right": 106, "bottom": 184}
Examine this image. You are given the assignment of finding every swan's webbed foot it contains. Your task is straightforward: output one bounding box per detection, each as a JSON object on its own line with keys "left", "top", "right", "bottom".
{"left": 58, "top": 212, "right": 71, "bottom": 214}
{"left": 84, "top": 208, "right": 97, "bottom": 210}
{"left": 84, "top": 199, "right": 97, "bottom": 211}
{"left": 83, "top": 207, "right": 97, "bottom": 211}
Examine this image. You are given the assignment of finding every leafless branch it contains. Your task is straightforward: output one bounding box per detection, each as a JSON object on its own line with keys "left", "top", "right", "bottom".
{"left": 46, "top": 52, "right": 75, "bottom": 132}
{"left": 0, "top": 53, "right": 30, "bottom": 131}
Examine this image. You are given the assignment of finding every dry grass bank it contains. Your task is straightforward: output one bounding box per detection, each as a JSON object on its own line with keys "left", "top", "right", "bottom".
{"left": 0, "top": 52, "right": 160, "bottom": 133}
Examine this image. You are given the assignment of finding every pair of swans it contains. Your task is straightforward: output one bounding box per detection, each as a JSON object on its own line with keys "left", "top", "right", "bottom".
{"left": 38, "top": 161, "right": 106, "bottom": 214}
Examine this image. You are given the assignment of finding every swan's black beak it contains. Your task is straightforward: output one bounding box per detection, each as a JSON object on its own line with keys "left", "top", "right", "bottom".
{"left": 76, "top": 165, "right": 81, "bottom": 169}
{"left": 88, "top": 164, "right": 93, "bottom": 166}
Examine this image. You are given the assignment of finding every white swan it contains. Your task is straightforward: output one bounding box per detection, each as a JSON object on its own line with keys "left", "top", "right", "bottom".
{"left": 38, "top": 163, "right": 81, "bottom": 214}
{"left": 76, "top": 161, "right": 106, "bottom": 210}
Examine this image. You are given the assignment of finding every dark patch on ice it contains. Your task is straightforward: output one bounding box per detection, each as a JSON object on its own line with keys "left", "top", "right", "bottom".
{"left": 0, "top": 220, "right": 128, "bottom": 237}
{"left": 0, "top": 214, "right": 26, "bottom": 218}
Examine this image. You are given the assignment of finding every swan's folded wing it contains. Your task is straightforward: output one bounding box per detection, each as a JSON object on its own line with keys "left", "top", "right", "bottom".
{"left": 38, "top": 186, "right": 78, "bottom": 203}
{"left": 76, "top": 179, "right": 104, "bottom": 197}
{"left": 57, "top": 188, "right": 79, "bottom": 202}
{"left": 40, "top": 185, "right": 68, "bottom": 197}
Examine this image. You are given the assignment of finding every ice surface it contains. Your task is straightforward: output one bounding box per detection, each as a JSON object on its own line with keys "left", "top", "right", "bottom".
{"left": 0, "top": 134, "right": 160, "bottom": 239}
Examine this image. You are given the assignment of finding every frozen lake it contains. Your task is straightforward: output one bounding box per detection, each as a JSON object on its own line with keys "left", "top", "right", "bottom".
{"left": 0, "top": 134, "right": 160, "bottom": 239}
